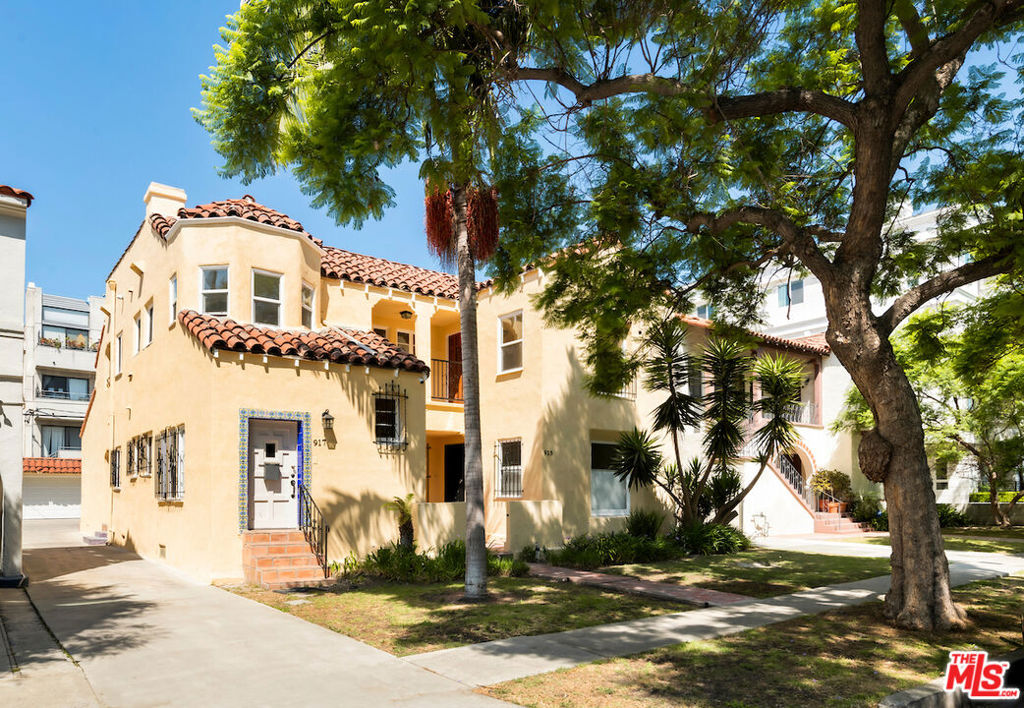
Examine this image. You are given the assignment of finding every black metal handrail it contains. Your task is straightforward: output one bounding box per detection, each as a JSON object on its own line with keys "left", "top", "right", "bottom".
{"left": 430, "top": 359, "right": 463, "bottom": 402}
{"left": 298, "top": 482, "right": 329, "bottom": 578}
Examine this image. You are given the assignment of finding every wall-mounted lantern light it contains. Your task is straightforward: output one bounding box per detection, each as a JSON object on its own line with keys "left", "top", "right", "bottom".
{"left": 322, "top": 409, "right": 334, "bottom": 431}
{"left": 399, "top": 310, "right": 414, "bottom": 320}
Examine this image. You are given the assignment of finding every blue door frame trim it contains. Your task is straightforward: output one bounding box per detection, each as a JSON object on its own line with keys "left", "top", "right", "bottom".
{"left": 238, "top": 409, "right": 312, "bottom": 532}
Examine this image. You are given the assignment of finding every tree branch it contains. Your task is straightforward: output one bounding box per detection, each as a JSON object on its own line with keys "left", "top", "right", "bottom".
{"left": 893, "top": 0, "right": 1024, "bottom": 116}
{"left": 879, "top": 250, "right": 1013, "bottom": 333}
{"left": 709, "top": 89, "right": 857, "bottom": 129}
{"left": 685, "top": 206, "right": 835, "bottom": 284}
{"left": 513, "top": 66, "right": 688, "bottom": 103}
{"left": 856, "top": 0, "right": 892, "bottom": 95}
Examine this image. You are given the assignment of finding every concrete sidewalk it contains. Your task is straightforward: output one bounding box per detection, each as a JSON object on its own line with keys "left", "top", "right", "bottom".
{"left": 17, "top": 522, "right": 508, "bottom": 708}
{"left": 405, "top": 550, "right": 1024, "bottom": 688}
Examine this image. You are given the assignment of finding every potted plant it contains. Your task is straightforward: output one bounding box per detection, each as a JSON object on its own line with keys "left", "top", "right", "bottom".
{"left": 810, "top": 469, "right": 853, "bottom": 513}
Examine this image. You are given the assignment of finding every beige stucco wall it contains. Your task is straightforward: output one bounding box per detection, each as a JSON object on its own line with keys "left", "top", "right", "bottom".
{"left": 82, "top": 215, "right": 428, "bottom": 582}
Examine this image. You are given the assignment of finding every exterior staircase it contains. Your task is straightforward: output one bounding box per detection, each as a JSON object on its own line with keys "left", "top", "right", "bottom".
{"left": 242, "top": 530, "right": 330, "bottom": 590}
{"left": 813, "top": 511, "right": 872, "bottom": 534}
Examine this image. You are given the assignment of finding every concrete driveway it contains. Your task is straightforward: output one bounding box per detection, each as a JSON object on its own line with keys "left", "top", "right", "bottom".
{"left": 6, "top": 520, "right": 505, "bottom": 707}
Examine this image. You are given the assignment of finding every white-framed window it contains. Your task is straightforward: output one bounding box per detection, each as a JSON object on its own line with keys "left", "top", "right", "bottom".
{"left": 110, "top": 447, "right": 121, "bottom": 489}
{"left": 495, "top": 438, "right": 523, "bottom": 498}
{"left": 301, "top": 283, "right": 314, "bottom": 329}
{"left": 697, "top": 303, "right": 713, "bottom": 319}
{"left": 169, "top": 275, "right": 178, "bottom": 325}
{"left": 395, "top": 330, "right": 415, "bottom": 355}
{"left": 115, "top": 335, "right": 122, "bottom": 374}
{"left": 252, "top": 269, "right": 282, "bottom": 326}
{"left": 778, "top": 279, "right": 804, "bottom": 307}
{"left": 498, "top": 311, "right": 523, "bottom": 373}
{"left": 155, "top": 425, "right": 185, "bottom": 501}
{"left": 591, "top": 441, "right": 629, "bottom": 516}
{"left": 145, "top": 302, "right": 154, "bottom": 348}
{"left": 133, "top": 313, "right": 142, "bottom": 354}
{"left": 200, "top": 266, "right": 229, "bottom": 316}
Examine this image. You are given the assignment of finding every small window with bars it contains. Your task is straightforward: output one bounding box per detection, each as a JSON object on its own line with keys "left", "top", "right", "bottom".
{"left": 136, "top": 433, "right": 152, "bottom": 477}
{"left": 495, "top": 439, "right": 523, "bottom": 498}
{"left": 110, "top": 448, "right": 121, "bottom": 489}
{"left": 373, "top": 383, "right": 408, "bottom": 450}
{"left": 155, "top": 426, "right": 185, "bottom": 501}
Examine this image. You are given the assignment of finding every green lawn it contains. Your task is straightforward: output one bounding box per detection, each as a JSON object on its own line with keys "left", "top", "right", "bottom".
{"left": 943, "top": 526, "right": 1024, "bottom": 540}
{"left": 834, "top": 534, "right": 1024, "bottom": 556}
{"left": 230, "top": 577, "right": 689, "bottom": 656}
{"left": 598, "top": 549, "right": 892, "bottom": 598}
{"left": 485, "top": 573, "right": 1024, "bottom": 708}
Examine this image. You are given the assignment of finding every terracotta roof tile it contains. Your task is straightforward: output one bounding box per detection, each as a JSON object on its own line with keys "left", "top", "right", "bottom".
{"left": 149, "top": 213, "right": 176, "bottom": 237}
{"left": 791, "top": 332, "right": 829, "bottom": 351}
{"left": 24, "top": 458, "right": 81, "bottom": 475}
{"left": 177, "top": 196, "right": 323, "bottom": 246}
{"left": 178, "top": 310, "right": 429, "bottom": 372}
{"left": 681, "top": 315, "right": 831, "bottom": 356}
{"left": 0, "top": 184, "right": 33, "bottom": 206}
{"left": 321, "top": 247, "right": 458, "bottom": 299}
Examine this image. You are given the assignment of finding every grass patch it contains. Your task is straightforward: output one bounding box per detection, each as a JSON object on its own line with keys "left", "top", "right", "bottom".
{"left": 485, "top": 574, "right": 1024, "bottom": 708}
{"left": 943, "top": 526, "right": 1024, "bottom": 541}
{"left": 836, "top": 534, "right": 1024, "bottom": 556}
{"left": 231, "top": 576, "right": 689, "bottom": 656}
{"left": 598, "top": 549, "right": 891, "bottom": 598}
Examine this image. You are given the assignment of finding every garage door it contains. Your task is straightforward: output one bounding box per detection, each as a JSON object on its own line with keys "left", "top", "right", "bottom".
{"left": 24, "top": 474, "right": 81, "bottom": 519}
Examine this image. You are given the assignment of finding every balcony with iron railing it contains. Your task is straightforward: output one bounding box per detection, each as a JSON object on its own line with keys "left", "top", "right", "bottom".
{"left": 38, "top": 387, "right": 91, "bottom": 402}
{"left": 431, "top": 359, "right": 463, "bottom": 403}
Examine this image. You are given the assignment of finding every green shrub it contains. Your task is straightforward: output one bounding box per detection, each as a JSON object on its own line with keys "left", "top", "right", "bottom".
{"left": 850, "top": 495, "right": 884, "bottom": 524}
{"left": 515, "top": 544, "right": 542, "bottom": 563}
{"left": 936, "top": 504, "right": 970, "bottom": 527}
{"left": 488, "top": 555, "right": 530, "bottom": 577}
{"left": 810, "top": 468, "right": 854, "bottom": 502}
{"left": 969, "top": 491, "right": 1021, "bottom": 503}
{"left": 546, "top": 531, "right": 684, "bottom": 569}
{"left": 872, "top": 510, "right": 889, "bottom": 532}
{"left": 624, "top": 509, "right": 665, "bottom": 540}
{"left": 360, "top": 540, "right": 527, "bottom": 582}
{"left": 674, "top": 523, "right": 751, "bottom": 555}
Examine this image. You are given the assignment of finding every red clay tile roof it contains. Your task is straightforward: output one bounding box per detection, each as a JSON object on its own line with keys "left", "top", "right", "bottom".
{"left": 178, "top": 310, "right": 429, "bottom": 372}
{"left": 0, "top": 184, "right": 33, "bottom": 206}
{"left": 149, "top": 213, "right": 176, "bottom": 237}
{"left": 23, "top": 458, "right": 81, "bottom": 475}
{"left": 681, "top": 315, "right": 831, "bottom": 356}
{"left": 176, "top": 196, "right": 323, "bottom": 246}
{"left": 792, "top": 332, "right": 829, "bottom": 351}
{"left": 321, "top": 246, "right": 458, "bottom": 299}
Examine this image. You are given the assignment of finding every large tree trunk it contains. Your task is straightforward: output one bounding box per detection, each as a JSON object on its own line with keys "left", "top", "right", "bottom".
{"left": 825, "top": 294, "right": 966, "bottom": 631}
{"left": 453, "top": 184, "right": 488, "bottom": 599}
{"left": 988, "top": 471, "right": 1011, "bottom": 527}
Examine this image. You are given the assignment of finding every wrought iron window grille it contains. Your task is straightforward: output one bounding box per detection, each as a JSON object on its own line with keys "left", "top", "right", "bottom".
{"left": 373, "top": 382, "right": 408, "bottom": 451}
{"left": 155, "top": 426, "right": 185, "bottom": 501}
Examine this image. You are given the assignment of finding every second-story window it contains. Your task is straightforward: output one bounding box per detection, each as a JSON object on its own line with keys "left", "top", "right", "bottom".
{"left": 301, "top": 284, "right": 314, "bottom": 329}
{"left": 778, "top": 279, "right": 804, "bottom": 307}
{"left": 252, "top": 270, "right": 281, "bottom": 326}
{"left": 201, "top": 267, "right": 229, "bottom": 316}
{"left": 169, "top": 275, "right": 178, "bottom": 324}
{"left": 499, "top": 311, "right": 523, "bottom": 373}
{"left": 395, "top": 331, "right": 414, "bottom": 355}
{"left": 133, "top": 314, "right": 142, "bottom": 354}
{"left": 115, "top": 334, "right": 122, "bottom": 374}
{"left": 697, "top": 303, "right": 713, "bottom": 319}
{"left": 145, "top": 303, "right": 154, "bottom": 347}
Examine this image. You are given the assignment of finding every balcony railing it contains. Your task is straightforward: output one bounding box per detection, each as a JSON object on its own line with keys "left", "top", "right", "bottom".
{"left": 781, "top": 401, "right": 820, "bottom": 425}
{"left": 36, "top": 330, "right": 100, "bottom": 352}
{"left": 431, "top": 359, "right": 463, "bottom": 403}
{"left": 38, "top": 387, "right": 91, "bottom": 402}
{"left": 612, "top": 378, "right": 637, "bottom": 401}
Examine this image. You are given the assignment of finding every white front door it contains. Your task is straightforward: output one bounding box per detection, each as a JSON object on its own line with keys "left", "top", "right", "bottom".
{"left": 249, "top": 420, "right": 299, "bottom": 529}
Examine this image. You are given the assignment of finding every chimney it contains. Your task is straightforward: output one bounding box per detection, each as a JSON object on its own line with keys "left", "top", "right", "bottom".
{"left": 143, "top": 182, "right": 187, "bottom": 217}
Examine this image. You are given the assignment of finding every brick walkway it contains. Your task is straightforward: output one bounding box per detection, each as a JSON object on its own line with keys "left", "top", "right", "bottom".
{"left": 527, "top": 563, "right": 753, "bottom": 606}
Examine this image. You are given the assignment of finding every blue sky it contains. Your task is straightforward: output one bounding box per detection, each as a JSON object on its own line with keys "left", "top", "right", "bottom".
{"left": 0, "top": 1, "right": 428, "bottom": 301}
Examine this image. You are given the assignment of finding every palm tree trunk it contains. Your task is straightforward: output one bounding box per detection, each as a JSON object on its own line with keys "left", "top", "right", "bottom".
{"left": 453, "top": 184, "right": 487, "bottom": 599}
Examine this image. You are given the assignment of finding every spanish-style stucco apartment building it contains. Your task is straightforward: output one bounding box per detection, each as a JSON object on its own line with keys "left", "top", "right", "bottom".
{"left": 81, "top": 182, "right": 858, "bottom": 586}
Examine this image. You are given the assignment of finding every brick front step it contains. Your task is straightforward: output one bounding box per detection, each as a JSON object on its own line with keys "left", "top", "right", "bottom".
{"left": 242, "top": 529, "right": 327, "bottom": 588}
{"left": 813, "top": 512, "right": 872, "bottom": 534}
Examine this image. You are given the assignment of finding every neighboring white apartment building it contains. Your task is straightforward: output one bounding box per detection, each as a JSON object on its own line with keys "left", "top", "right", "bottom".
{"left": 21, "top": 286, "right": 103, "bottom": 519}
{"left": 0, "top": 184, "right": 31, "bottom": 587}
{"left": 695, "top": 208, "right": 985, "bottom": 504}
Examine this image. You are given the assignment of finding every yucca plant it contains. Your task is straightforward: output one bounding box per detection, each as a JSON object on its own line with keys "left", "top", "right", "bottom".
{"left": 613, "top": 316, "right": 804, "bottom": 525}
{"left": 384, "top": 493, "right": 416, "bottom": 549}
